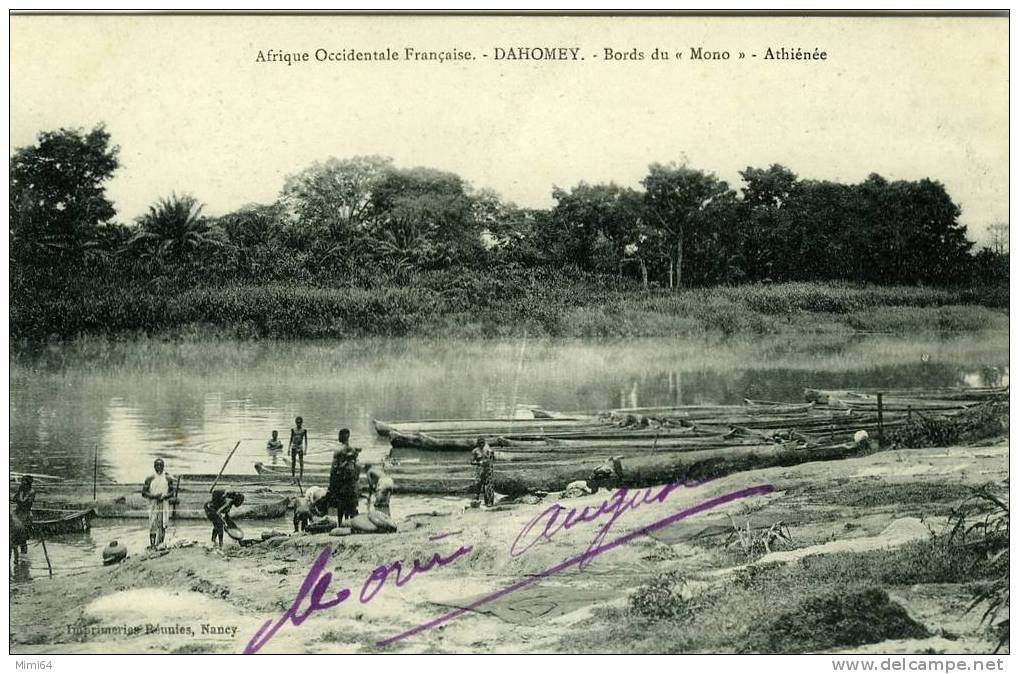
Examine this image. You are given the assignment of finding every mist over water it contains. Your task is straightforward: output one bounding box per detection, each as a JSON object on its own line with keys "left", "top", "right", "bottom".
{"left": 10, "top": 333, "right": 1008, "bottom": 484}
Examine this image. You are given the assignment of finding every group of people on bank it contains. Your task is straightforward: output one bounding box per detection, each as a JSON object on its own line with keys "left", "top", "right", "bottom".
{"left": 139, "top": 417, "right": 501, "bottom": 549}
{"left": 268, "top": 417, "right": 499, "bottom": 519}
{"left": 9, "top": 418, "right": 501, "bottom": 558}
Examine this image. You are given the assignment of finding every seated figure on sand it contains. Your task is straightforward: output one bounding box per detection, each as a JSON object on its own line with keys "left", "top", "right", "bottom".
{"left": 365, "top": 463, "right": 395, "bottom": 517}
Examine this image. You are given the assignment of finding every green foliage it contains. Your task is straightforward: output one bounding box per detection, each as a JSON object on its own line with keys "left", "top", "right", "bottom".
{"left": 10, "top": 125, "right": 119, "bottom": 265}
{"left": 732, "top": 167, "right": 976, "bottom": 286}
{"left": 7, "top": 124, "right": 1010, "bottom": 340}
{"left": 627, "top": 571, "right": 691, "bottom": 621}
{"left": 740, "top": 587, "right": 929, "bottom": 653}
{"left": 277, "top": 157, "right": 487, "bottom": 270}
{"left": 849, "top": 306, "right": 1008, "bottom": 333}
{"left": 970, "top": 249, "right": 1009, "bottom": 286}
{"left": 798, "top": 538, "right": 1000, "bottom": 587}
{"left": 368, "top": 166, "right": 482, "bottom": 267}
{"left": 11, "top": 274, "right": 1009, "bottom": 341}
{"left": 280, "top": 155, "right": 392, "bottom": 244}
{"left": 724, "top": 516, "right": 791, "bottom": 562}
{"left": 129, "top": 193, "right": 228, "bottom": 264}
{"left": 889, "top": 401, "right": 1009, "bottom": 448}
{"left": 797, "top": 481, "right": 975, "bottom": 509}
{"left": 563, "top": 498, "right": 1009, "bottom": 655}
{"left": 641, "top": 162, "right": 737, "bottom": 287}
{"left": 545, "top": 182, "right": 645, "bottom": 272}
{"left": 946, "top": 484, "right": 1009, "bottom": 653}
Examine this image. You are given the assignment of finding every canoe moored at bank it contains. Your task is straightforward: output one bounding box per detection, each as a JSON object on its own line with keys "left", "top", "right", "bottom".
{"left": 30, "top": 507, "right": 98, "bottom": 535}
{"left": 29, "top": 477, "right": 295, "bottom": 520}
{"left": 490, "top": 440, "right": 867, "bottom": 497}
{"left": 373, "top": 415, "right": 598, "bottom": 437}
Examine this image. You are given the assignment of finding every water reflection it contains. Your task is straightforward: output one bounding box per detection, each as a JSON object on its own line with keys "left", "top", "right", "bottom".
{"left": 10, "top": 334, "right": 1008, "bottom": 483}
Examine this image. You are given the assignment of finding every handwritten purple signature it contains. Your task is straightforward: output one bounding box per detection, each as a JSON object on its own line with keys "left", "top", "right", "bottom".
{"left": 243, "top": 481, "right": 773, "bottom": 654}
{"left": 511, "top": 478, "right": 711, "bottom": 569}
{"left": 243, "top": 540, "right": 472, "bottom": 654}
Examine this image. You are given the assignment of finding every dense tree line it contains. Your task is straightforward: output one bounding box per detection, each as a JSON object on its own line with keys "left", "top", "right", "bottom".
{"left": 10, "top": 125, "right": 1008, "bottom": 289}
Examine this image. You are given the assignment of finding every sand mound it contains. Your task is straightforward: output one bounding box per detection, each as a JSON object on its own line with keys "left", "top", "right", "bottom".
{"left": 86, "top": 588, "right": 221, "bottom": 622}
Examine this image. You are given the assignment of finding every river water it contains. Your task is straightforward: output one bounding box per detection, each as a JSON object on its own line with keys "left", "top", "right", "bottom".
{"left": 8, "top": 333, "right": 1009, "bottom": 582}
{"left": 11, "top": 333, "right": 1008, "bottom": 482}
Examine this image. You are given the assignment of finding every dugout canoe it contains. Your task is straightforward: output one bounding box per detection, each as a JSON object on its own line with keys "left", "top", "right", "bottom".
{"left": 390, "top": 431, "right": 478, "bottom": 451}
{"left": 611, "top": 402, "right": 816, "bottom": 418}
{"left": 805, "top": 387, "right": 1007, "bottom": 403}
{"left": 805, "top": 388, "right": 1003, "bottom": 409}
{"left": 381, "top": 398, "right": 896, "bottom": 453}
{"left": 252, "top": 461, "right": 479, "bottom": 495}
{"left": 30, "top": 507, "right": 98, "bottom": 535}
{"left": 386, "top": 418, "right": 862, "bottom": 451}
{"left": 30, "top": 477, "right": 294, "bottom": 520}
{"left": 373, "top": 416, "right": 598, "bottom": 437}
{"left": 260, "top": 441, "right": 866, "bottom": 498}
{"left": 490, "top": 440, "right": 867, "bottom": 497}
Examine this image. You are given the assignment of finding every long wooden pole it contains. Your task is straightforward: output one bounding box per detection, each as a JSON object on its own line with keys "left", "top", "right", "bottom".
{"left": 171, "top": 474, "right": 182, "bottom": 522}
{"left": 38, "top": 534, "right": 53, "bottom": 578}
{"left": 10, "top": 471, "right": 64, "bottom": 481}
{"left": 877, "top": 393, "right": 885, "bottom": 447}
{"left": 92, "top": 444, "right": 99, "bottom": 502}
{"left": 209, "top": 441, "right": 242, "bottom": 494}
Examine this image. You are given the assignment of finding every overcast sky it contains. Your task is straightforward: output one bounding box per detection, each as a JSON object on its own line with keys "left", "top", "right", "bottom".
{"left": 10, "top": 15, "right": 1008, "bottom": 244}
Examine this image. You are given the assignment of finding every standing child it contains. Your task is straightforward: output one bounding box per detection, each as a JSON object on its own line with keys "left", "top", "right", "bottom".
{"left": 289, "top": 417, "right": 308, "bottom": 484}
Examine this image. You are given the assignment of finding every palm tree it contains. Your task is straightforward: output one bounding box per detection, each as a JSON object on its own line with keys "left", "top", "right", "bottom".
{"left": 128, "top": 193, "right": 227, "bottom": 263}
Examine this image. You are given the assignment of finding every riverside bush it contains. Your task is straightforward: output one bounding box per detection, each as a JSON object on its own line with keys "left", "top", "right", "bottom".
{"left": 11, "top": 269, "right": 1008, "bottom": 341}
{"left": 627, "top": 571, "right": 691, "bottom": 621}
{"left": 740, "top": 587, "right": 928, "bottom": 653}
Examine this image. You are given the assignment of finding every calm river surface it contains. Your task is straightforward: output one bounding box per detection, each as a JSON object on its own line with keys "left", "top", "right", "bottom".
{"left": 10, "top": 333, "right": 1008, "bottom": 484}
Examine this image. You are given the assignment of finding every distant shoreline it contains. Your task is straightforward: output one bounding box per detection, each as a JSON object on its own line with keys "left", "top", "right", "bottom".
{"left": 11, "top": 273, "right": 1009, "bottom": 343}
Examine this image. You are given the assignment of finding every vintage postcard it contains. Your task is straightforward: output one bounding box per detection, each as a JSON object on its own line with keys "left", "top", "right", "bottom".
{"left": 8, "top": 11, "right": 1009, "bottom": 659}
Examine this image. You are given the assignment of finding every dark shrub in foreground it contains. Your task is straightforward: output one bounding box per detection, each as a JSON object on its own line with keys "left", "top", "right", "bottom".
{"left": 627, "top": 571, "right": 691, "bottom": 621}
{"left": 741, "top": 587, "right": 928, "bottom": 653}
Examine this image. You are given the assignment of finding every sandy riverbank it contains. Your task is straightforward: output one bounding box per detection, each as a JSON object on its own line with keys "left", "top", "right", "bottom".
{"left": 10, "top": 439, "right": 1008, "bottom": 654}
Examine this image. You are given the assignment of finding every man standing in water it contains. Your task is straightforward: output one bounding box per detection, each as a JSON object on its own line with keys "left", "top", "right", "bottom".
{"left": 142, "top": 459, "right": 176, "bottom": 549}
{"left": 266, "top": 430, "right": 284, "bottom": 465}
{"left": 289, "top": 416, "right": 308, "bottom": 484}
{"left": 471, "top": 436, "right": 496, "bottom": 508}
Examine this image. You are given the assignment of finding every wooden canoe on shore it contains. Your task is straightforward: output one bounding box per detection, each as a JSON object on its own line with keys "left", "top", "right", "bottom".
{"left": 30, "top": 475, "right": 295, "bottom": 520}
{"left": 373, "top": 401, "right": 822, "bottom": 439}
{"left": 255, "top": 438, "right": 867, "bottom": 498}
{"left": 252, "top": 461, "right": 480, "bottom": 495}
{"left": 30, "top": 507, "right": 98, "bottom": 535}
{"left": 373, "top": 416, "right": 597, "bottom": 437}
{"left": 385, "top": 412, "right": 896, "bottom": 452}
{"left": 490, "top": 440, "right": 866, "bottom": 497}
{"left": 805, "top": 388, "right": 1006, "bottom": 410}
